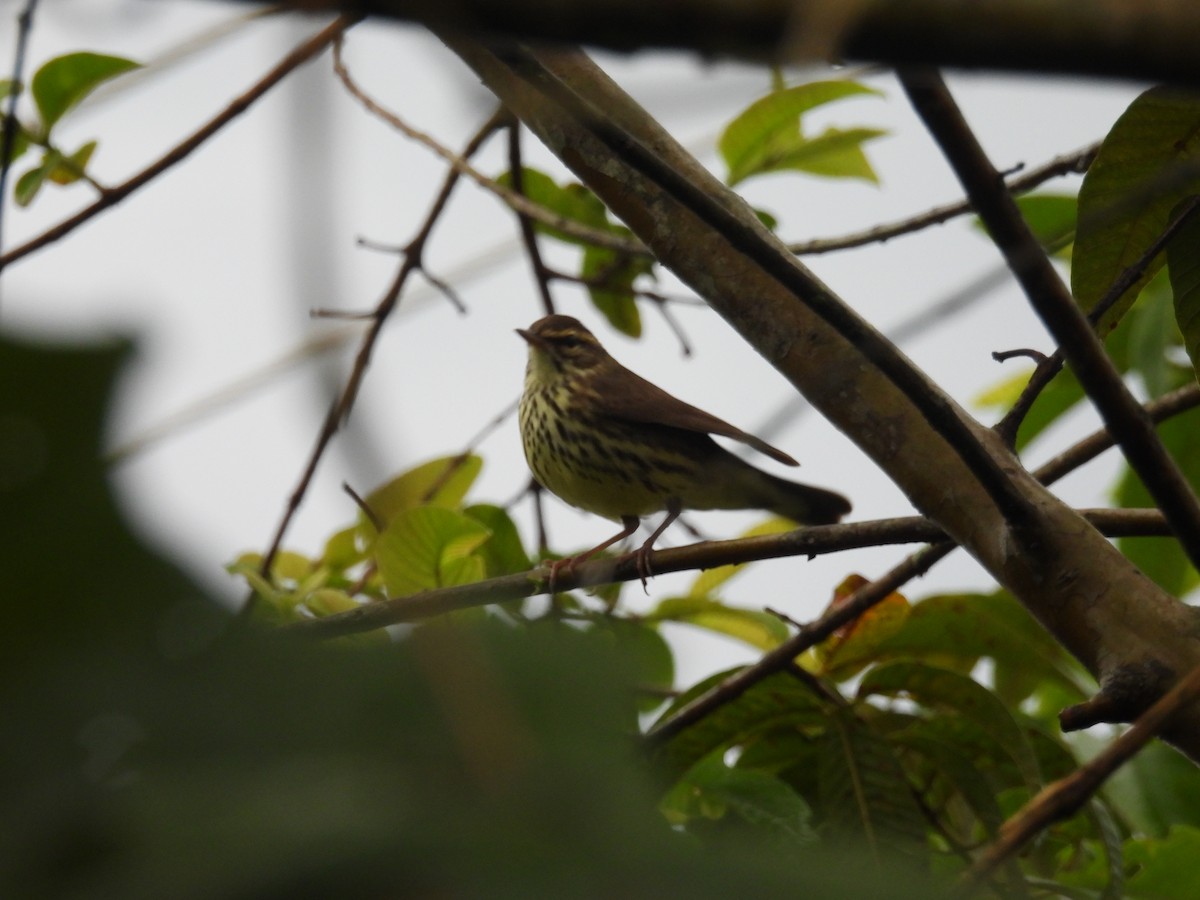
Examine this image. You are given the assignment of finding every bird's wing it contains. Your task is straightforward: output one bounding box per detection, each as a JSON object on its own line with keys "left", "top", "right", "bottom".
{"left": 591, "top": 364, "right": 799, "bottom": 467}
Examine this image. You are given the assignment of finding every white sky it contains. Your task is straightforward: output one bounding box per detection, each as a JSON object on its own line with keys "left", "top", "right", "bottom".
{"left": 2, "top": 1, "right": 1146, "bottom": 685}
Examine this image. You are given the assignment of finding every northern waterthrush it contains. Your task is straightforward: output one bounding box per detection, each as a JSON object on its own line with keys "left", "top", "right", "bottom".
{"left": 517, "top": 314, "right": 850, "bottom": 582}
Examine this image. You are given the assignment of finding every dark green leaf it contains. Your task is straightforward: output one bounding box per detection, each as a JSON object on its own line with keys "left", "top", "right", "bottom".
{"left": 666, "top": 753, "right": 817, "bottom": 844}
{"left": 1074, "top": 87, "right": 1200, "bottom": 333}
{"left": 1114, "top": 406, "right": 1200, "bottom": 595}
{"left": 650, "top": 670, "right": 832, "bottom": 779}
{"left": 818, "top": 707, "right": 928, "bottom": 858}
{"left": 31, "top": 52, "right": 140, "bottom": 131}
{"left": 1166, "top": 196, "right": 1200, "bottom": 380}
{"left": 857, "top": 661, "right": 1041, "bottom": 790}
{"left": 597, "top": 619, "right": 673, "bottom": 713}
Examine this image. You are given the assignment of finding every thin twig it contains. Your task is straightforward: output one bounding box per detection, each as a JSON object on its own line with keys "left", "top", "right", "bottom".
{"left": 332, "top": 46, "right": 644, "bottom": 258}
{"left": 959, "top": 662, "right": 1200, "bottom": 889}
{"left": 240, "top": 69, "right": 507, "bottom": 619}
{"left": 787, "top": 141, "right": 1098, "bottom": 256}
{"left": 0, "top": 14, "right": 358, "bottom": 273}
{"left": 506, "top": 115, "right": 557, "bottom": 316}
{"left": 0, "top": 0, "right": 40, "bottom": 292}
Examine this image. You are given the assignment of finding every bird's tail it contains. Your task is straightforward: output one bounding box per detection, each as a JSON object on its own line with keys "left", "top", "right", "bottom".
{"left": 761, "top": 471, "right": 851, "bottom": 525}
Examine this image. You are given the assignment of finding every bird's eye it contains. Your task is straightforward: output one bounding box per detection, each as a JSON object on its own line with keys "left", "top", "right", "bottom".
{"left": 555, "top": 335, "right": 582, "bottom": 349}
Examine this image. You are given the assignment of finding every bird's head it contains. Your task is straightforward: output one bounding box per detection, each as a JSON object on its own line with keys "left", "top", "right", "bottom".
{"left": 516, "top": 315, "right": 610, "bottom": 380}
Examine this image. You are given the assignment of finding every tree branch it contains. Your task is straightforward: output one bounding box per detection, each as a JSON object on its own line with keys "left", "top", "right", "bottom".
{"left": 246, "top": 0, "right": 1200, "bottom": 85}
{"left": 0, "top": 14, "right": 359, "bottom": 273}
{"left": 287, "top": 507, "right": 1169, "bottom": 640}
{"left": 899, "top": 67, "right": 1200, "bottom": 573}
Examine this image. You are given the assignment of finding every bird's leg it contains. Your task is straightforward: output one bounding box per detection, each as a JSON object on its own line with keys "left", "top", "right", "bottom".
{"left": 631, "top": 499, "right": 682, "bottom": 590}
{"left": 546, "top": 515, "right": 640, "bottom": 594}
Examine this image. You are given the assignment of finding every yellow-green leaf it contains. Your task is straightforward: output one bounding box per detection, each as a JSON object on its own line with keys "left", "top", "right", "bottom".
{"left": 647, "top": 596, "right": 789, "bottom": 650}
{"left": 362, "top": 455, "right": 482, "bottom": 533}
{"left": 374, "top": 506, "right": 491, "bottom": 597}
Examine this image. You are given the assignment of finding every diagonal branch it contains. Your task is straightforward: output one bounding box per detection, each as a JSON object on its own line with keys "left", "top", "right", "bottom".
{"left": 898, "top": 67, "right": 1200, "bottom": 572}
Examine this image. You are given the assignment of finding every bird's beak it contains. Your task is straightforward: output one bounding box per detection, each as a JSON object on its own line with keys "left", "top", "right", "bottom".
{"left": 516, "top": 328, "right": 543, "bottom": 348}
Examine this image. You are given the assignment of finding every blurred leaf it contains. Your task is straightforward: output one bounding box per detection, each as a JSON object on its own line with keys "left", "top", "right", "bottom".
{"left": 808, "top": 574, "right": 910, "bottom": 680}
{"left": 818, "top": 707, "right": 928, "bottom": 858}
{"left": 857, "top": 661, "right": 1041, "bottom": 789}
{"left": 719, "top": 81, "right": 885, "bottom": 186}
{"left": 1106, "top": 741, "right": 1200, "bottom": 837}
{"left": 889, "top": 731, "right": 1004, "bottom": 837}
{"left": 14, "top": 159, "right": 49, "bottom": 206}
{"left": 1122, "top": 826, "right": 1200, "bottom": 898}
{"left": 1114, "top": 406, "right": 1200, "bottom": 595}
{"left": 464, "top": 504, "right": 532, "bottom": 577}
{"left": 374, "top": 506, "right": 491, "bottom": 596}
{"left": 362, "top": 455, "right": 482, "bottom": 533}
{"left": 1074, "top": 87, "right": 1200, "bottom": 333}
{"left": 647, "top": 596, "right": 789, "bottom": 650}
{"left": 0, "top": 78, "right": 16, "bottom": 101}
{"left": 31, "top": 51, "right": 140, "bottom": 132}
{"left": 1167, "top": 197, "right": 1200, "bottom": 380}
{"left": 319, "top": 524, "right": 363, "bottom": 571}
{"left": 598, "top": 618, "right": 674, "bottom": 713}
{"left": 46, "top": 139, "right": 96, "bottom": 184}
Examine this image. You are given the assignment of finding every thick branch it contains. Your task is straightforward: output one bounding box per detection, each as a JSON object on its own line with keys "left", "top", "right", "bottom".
{"left": 261, "top": 1, "right": 1200, "bottom": 84}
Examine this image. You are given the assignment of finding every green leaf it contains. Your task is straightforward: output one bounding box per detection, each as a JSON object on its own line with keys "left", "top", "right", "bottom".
{"left": 818, "top": 707, "right": 928, "bottom": 858}
{"left": 14, "top": 160, "right": 50, "bottom": 206}
{"left": 319, "top": 524, "right": 364, "bottom": 571}
{"left": 0, "top": 78, "right": 16, "bottom": 102}
{"left": 496, "top": 167, "right": 611, "bottom": 245}
{"left": 374, "top": 506, "right": 491, "bottom": 596}
{"left": 1114, "top": 406, "right": 1200, "bottom": 595}
{"left": 1122, "top": 826, "right": 1200, "bottom": 898}
{"left": 597, "top": 619, "right": 673, "bottom": 713}
{"left": 809, "top": 574, "right": 910, "bottom": 680}
{"left": 889, "top": 731, "right": 1004, "bottom": 837}
{"left": 1074, "top": 87, "right": 1200, "bottom": 333}
{"left": 646, "top": 596, "right": 789, "bottom": 650}
{"left": 46, "top": 139, "right": 96, "bottom": 185}
{"left": 857, "top": 661, "right": 1041, "bottom": 790}
{"left": 870, "top": 592, "right": 1089, "bottom": 704}
{"left": 581, "top": 243, "right": 647, "bottom": 338}
{"left": 464, "top": 503, "right": 532, "bottom": 577}
{"left": 31, "top": 52, "right": 140, "bottom": 131}
{"left": 650, "top": 670, "right": 832, "bottom": 779}
{"left": 1167, "top": 197, "right": 1200, "bottom": 381}
{"left": 362, "top": 455, "right": 482, "bottom": 533}
{"left": 975, "top": 193, "right": 1077, "bottom": 255}
{"left": 1127, "top": 269, "right": 1184, "bottom": 397}
{"left": 665, "top": 752, "right": 817, "bottom": 844}
{"left": 719, "top": 81, "right": 885, "bottom": 186}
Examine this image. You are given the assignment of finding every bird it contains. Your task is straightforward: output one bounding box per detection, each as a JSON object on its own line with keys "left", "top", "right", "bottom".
{"left": 516, "top": 313, "right": 850, "bottom": 585}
